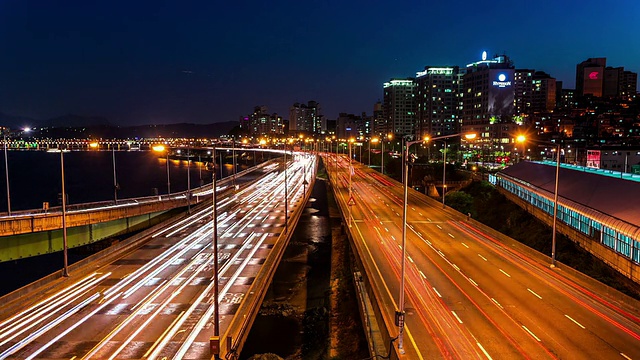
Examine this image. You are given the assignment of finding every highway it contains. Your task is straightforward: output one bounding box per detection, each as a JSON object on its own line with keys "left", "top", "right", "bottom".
{"left": 326, "top": 152, "right": 640, "bottom": 360}
{"left": 0, "top": 153, "right": 315, "bottom": 360}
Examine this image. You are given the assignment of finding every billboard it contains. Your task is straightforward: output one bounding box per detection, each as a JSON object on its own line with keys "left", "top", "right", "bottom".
{"left": 488, "top": 69, "right": 515, "bottom": 121}
{"left": 583, "top": 66, "right": 603, "bottom": 97}
{"left": 586, "top": 150, "right": 601, "bottom": 168}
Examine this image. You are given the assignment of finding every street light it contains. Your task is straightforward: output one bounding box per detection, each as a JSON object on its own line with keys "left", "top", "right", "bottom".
{"left": 3, "top": 131, "right": 11, "bottom": 216}
{"left": 381, "top": 134, "right": 393, "bottom": 175}
{"left": 51, "top": 147, "right": 70, "bottom": 277}
{"left": 210, "top": 143, "right": 220, "bottom": 359}
{"left": 152, "top": 144, "right": 170, "bottom": 194}
{"left": 426, "top": 133, "right": 477, "bottom": 209}
{"left": 348, "top": 138, "right": 355, "bottom": 227}
{"left": 369, "top": 137, "right": 379, "bottom": 167}
{"left": 397, "top": 135, "right": 429, "bottom": 352}
{"left": 517, "top": 135, "right": 560, "bottom": 267}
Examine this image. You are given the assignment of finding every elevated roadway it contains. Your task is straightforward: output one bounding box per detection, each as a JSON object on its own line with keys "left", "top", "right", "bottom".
{"left": 325, "top": 152, "right": 640, "bottom": 359}
{"left": 0, "top": 152, "right": 316, "bottom": 360}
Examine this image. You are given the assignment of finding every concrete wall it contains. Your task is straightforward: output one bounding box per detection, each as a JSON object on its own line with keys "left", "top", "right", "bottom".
{"left": 498, "top": 188, "right": 640, "bottom": 284}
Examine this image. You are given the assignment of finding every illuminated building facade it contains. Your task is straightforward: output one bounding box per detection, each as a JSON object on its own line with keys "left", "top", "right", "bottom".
{"left": 240, "top": 106, "right": 284, "bottom": 137}
{"left": 289, "top": 101, "right": 321, "bottom": 135}
{"left": 514, "top": 70, "right": 557, "bottom": 114}
{"left": 576, "top": 58, "right": 606, "bottom": 97}
{"left": 382, "top": 78, "right": 416, "bottom": 137}
{"left": 415, "top": 66, "right": 464, "bottom": 138}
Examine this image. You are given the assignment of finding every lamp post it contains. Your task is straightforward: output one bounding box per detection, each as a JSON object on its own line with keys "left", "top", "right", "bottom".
{"left": 369, "top": 137, "right": 379, "bottom": 167}
{"left": 348, "top": 138, "right": 355, "bottom": 227}
{"left": 152, "top": 144, "right": 170, "bottom": 195}
{"left": 112, "top": 147, "right": 119, "bottom": 203}
{"left": 59, "top": 147, "right": 69, "bottom": 277}
{"left": 284, "top": 141, "right": 289, "bottom": 233}
{"left": 517, "top": 135, "right": 560, "bottom": 267}
{"left": 3, "top": 132, "right": 11, "bottom": 216}
{"left": 210, "top": 144, "right": 220, "bottom": 359}
{"left": 398, "top": 135, "right": 428, "bottom": 352}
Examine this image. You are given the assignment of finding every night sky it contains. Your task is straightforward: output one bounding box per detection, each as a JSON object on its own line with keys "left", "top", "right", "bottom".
{"left": 1, "top": 0, "right": 639, "bottom": 125}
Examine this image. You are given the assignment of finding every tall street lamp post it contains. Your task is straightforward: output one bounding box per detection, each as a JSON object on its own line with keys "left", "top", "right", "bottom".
{"left": 517, "top": 135, "right": 560, "bottom": 267}
{"left": 398, "top": 136, "right": 428, "bottom": 352}
{"left": 112, "top": 147, "right": 119, "bottom": 203}
{"left": 426, "top": 133, "right": 477, "bottom": 209}
{"left": 3, "top": 132, "right": 11, "bottom": 216}
{"left": 210, "top": 144, "right": 220, "bottom": 359}
{"left": 153, "top": 145, "right": 171, "bottom": 195}
{"left": 59, "top": 147, "right": 69, "bottom": 277}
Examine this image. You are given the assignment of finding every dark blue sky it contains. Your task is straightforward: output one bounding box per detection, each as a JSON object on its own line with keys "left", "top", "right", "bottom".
{"left": 1, "top": 0, "right": 639, "bottom": 125}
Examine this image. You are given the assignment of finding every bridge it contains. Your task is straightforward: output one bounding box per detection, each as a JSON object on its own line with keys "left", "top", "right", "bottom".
{"left": 0, "top": 150, "right": 639, "bottom": 359}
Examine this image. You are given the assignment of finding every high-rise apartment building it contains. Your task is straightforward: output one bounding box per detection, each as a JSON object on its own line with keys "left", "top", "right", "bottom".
{"left": 289, "top": 101, "right": 321, "bottom": 135}
{"left": 514, "top": 70, "right": 556, "bottom": 114}
{"left": 382, "top": 79, "right": 416, "bottom": 137}
{"left": 576, "top": 58, "right": 606, "bottom": 97}
{"left": 240, "top": 106, "right": 284, "bottom": 137}
{"left": 372, "top": 101, "right": 383, "bottom": 135}
{"left": 415, "top": 66, "right": 464, "bottom": 138}
{"left": 461, "top": 54, "right": 516, "bottom": 140}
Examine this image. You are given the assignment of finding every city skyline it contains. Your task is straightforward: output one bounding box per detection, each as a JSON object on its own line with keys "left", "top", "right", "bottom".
{"left": 1, "top": 0, "right": 639, "bottom": 126}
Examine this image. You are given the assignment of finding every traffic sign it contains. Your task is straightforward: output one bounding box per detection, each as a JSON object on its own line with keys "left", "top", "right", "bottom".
{"left": 348, "top": 196, "right": 356, "bottom": 206}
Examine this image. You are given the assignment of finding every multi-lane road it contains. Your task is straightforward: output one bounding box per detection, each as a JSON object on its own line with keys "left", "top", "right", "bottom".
{"left": 326, "top": 152, "right": 640, "bottom": 359}
{"left": 0, "top": 154, "right": 315, "bottom": 360}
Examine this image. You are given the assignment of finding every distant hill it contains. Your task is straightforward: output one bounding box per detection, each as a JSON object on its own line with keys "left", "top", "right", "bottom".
{"left": 0, "top": 112, "right": 39, "bottom": 129}
{"left": 0, "top": 111, "right": 239, "bottom": 138}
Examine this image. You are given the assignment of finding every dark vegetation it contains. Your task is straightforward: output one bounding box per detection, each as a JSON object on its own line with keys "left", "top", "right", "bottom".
{"left": 447, "top": 180, "right": 640, "bottom": 300}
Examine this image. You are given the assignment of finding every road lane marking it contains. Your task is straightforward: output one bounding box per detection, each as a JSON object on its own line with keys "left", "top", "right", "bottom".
{"left": 499, "top": 269, "right": 511, "bottom": 278}
{"left": 565, "top": 314, "right": 586, "bottom": 329}
{"left": 452, "top": 264, "right": 460, "bottom": 271}
{"left": 427, "top": 217, "right": 432, "bottom": 221}
{"left": 621, "top": 353, "right": 632, "bottom": 360}
{"left": 437, "top": 250, "right": 445, "bottom": 258}
{"left": 527, "top": 288, "right": 542, "bottom": 299}
{"left": 451, "top": 311, "right": 463, "bottom": 324}
{"left": 390, "top": 235, "right": 396, "bottom": 241}
{"left": 419, "top": 212, "right": 423, "bottom": 216}
{"left": 477, "top": 342, "right": 493, "bottom": 360}
{"left": 419, "top": 270, "right": 426, "bottom": 279}
{"left": 408, "top": 256, "right": 414, "bottom": 263}
{"left": 436, "top": 225, "right": 442, "bottom": 229}
{"left": 469, "top": 278, "right": 478, "bottom": 287}
{"left": 461, "top": 242, "right": 469, "bottom": 248}
{"left": 398, "top": 245, "right": 402, "bottom": 250}
{"left": 522, "top": 325, "right": 541, "bottom": 341}
{"left": 448, "top": 233, "right": 455, "bottom": 238}
{"left": 478, "top": 254, "right": 487, "bottom": 261}
{"left": 433, "top": 287, "right": 442, "bottom": 297}
{"left": 385, "top": 227, "right": 389, "bottom": 232}
{"left": 412, "top": 207, "right": 416, "bottom": 211}
{"left": 491, "top": 298, "right": 503, "bottom": 309}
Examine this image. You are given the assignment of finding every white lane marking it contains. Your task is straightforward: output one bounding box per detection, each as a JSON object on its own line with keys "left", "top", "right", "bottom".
{"left": 469, "top": 278, "right": 478, "bottom": 287}
{"left": 412, "top": 207, "right": 416, "bottom": 211}
{"left": 565, "top": 314, "right": 586, "bottom": 329}
{"left": 448, "top": 233, "right": 455, "bottom": 238}
{"left": 491, "top": 298, "right": 503, "bottom": 309}
{"left": 477, "top": 342, "right": 493, "bottom": 360}
{"left": 452, "top": 264, "right": 460, "bottom": 271}
{"left": 499, "top": 269, "right": 511, "bottom": 278}
{"left": 621, "top": 353, "right": 632, "bottom": 360}
{"left": 385, "top": 227, "right": 389, "bottom": 232}
{"left": 391, "top": 235, "right": 396, "bottom": 241}
{"left": 427, "top": 217, "right": 432, "bottom": 221}
{"left": 436, "top": 225, "right": 442, "bottom": 229}
{"left": 527, "top": 288, "right": 542, "bottom": 299}
{"left": 433, "top": 287, "right": 442, "bottom": 298}
{"left": 398, "top": 245, "right": 402, "bottom": 250}
{"left": 437, "top": 250, "right": 446, "bottom": 258}
{"left": 522, "top": 325, "right": 541, "bottom": 341}
{"left": 461, "top": 242, "right": 469, "bottom": 248}
{"left": 419, "top": 212, "right": 423, "bottom": 216}
{"left": 408, "top": 256, "right": 414, "bottom": 263}
{"left": 451, "top": 311, "right": 463, "bottom": 324}
{"left": 419, "top": 270, "right": 426, "bottom": 279}
{"left": 478, "top": 254, "right": 488, "bottom": 261}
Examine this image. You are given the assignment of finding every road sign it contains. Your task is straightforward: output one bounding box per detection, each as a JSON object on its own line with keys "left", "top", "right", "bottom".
{"left": 348, "top": 196, "right": 356, "bottom": 206}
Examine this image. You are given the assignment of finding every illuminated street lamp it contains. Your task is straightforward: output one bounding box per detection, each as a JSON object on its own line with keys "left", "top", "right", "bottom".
{"left": 370, "top": 137, "right": 379, "bottom": 167}
{"left": 517, "top": 135, "right": 560, "bottom": 267}
{"left": 382, "top": 133, "right": 393, "bottom": 175}
{"left": 50, "top": 147, "right": 70, "bottom": 277}
{"left": 3, "top": 131, "right": 11, "bottom": 216}
{"left": 152, "top": 144, "right": 170, "bottom": 194}
{"left": 210, "top": 143, "right": 220, "bottom": 359}
{"left": 398, "top": 135, "right": 428, "bottom": 352}
{"left": 426, "top": 133, "right": 477, "bottom": 209}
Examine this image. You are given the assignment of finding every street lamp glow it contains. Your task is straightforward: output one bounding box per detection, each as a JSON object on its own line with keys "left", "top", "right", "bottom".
{"left": 516, "top": 135, "right": 526, "bottom": 143}
{"left": 152, "top": 144, "right": 166, "bottom": 152}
